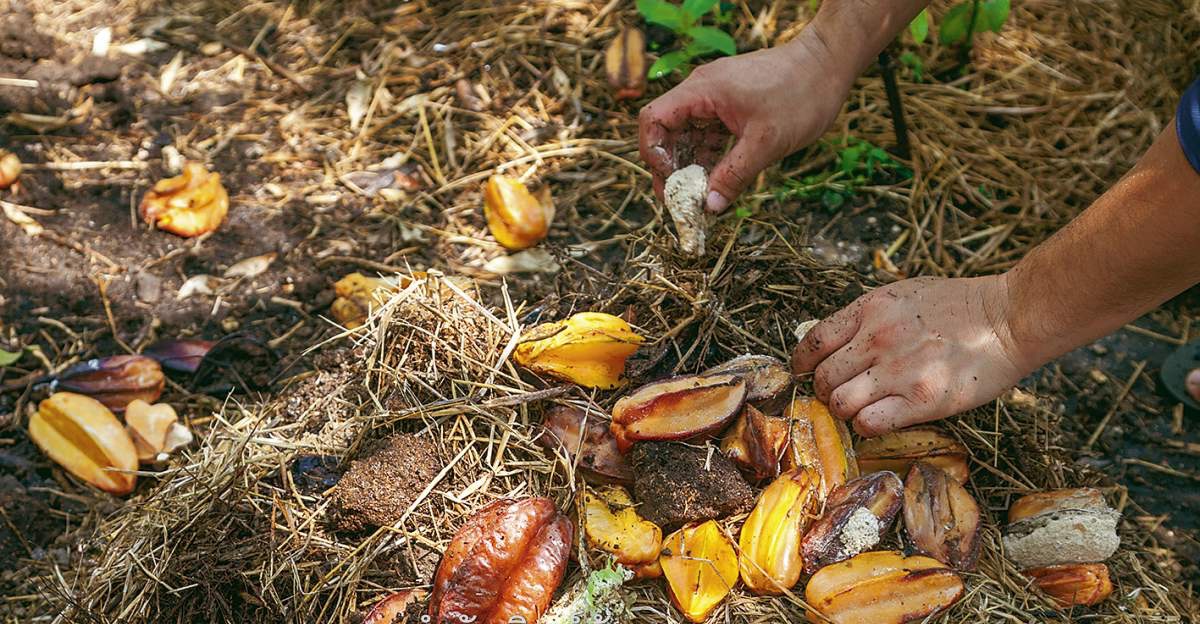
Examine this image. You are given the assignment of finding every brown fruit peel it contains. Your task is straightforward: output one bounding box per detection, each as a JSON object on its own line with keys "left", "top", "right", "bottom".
{"left": 611, "top": 373, "right": 747, "bottom": 452}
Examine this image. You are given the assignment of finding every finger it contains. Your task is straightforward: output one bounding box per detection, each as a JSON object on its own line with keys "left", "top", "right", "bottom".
{"left": 827, "top": 368, "right": 890, "bottom": 421}
{"left": 813, "top": 337, "right": 874, "bottom": 402}
{"left": 653, "top": 176, "right": 665, "bottom": 203}
{"left": 706, "top": 124, "right": 777, "bottom": 213}
{"left": 792, "top": 300, "right": 866, "bottom": 375}
{"left": 1187, "top": 369, "right": 1200, "bottom": 402}
{"left": 852, "top": 395, "right": 930, "bottom": 437}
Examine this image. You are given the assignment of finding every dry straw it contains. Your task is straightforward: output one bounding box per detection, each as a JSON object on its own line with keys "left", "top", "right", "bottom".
{"left": 8, "top": 0, "right": 1199, "bottom": 622}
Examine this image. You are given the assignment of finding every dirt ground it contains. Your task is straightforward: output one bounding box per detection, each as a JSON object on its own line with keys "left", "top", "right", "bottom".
{"left": 1, "top": 0, "right": 1199, "bottom": 621}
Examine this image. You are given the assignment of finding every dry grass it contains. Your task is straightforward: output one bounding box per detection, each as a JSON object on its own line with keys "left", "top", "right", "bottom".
{"left": 6, "top": 0, "right": 1200, "bottom": 622}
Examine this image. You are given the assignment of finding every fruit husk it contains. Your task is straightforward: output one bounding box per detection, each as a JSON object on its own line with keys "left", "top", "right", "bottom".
{"left": 54, "top": 355, "right": 165, "bottom": 413}
{"left": 29, "top": 392, "right": 138, "bottom": 495}
{"left": 805, "top": 551, "right": 965, "bottom": 624}
{"left": 611, "top": 373, "right": 747, "bottom": 452}
{"left": 855, "top": 428, "right": 970, "bottom": 484}
{"left": 902, "top": 461, "right": 981, "bottom": 571}
{"left": 801, "top": 471, "right": 904, "bottom": 574}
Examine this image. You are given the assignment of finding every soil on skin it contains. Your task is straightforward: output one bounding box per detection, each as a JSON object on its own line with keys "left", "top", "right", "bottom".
{"left": 329, "top": 434, "right": 442, "bottom": 532}
{"left": 631, "top": 441, "right": 753, "bottom": 530}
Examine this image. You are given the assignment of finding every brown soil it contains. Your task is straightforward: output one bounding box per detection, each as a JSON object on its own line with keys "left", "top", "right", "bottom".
{"left": 330, "top": 433, "right": 442, "bottom": 532}
{"left": 631, "top": 441, "right": 753, "bottom": 530}
{"left": 0, "top": 475, "right": 55, "bottom": 570}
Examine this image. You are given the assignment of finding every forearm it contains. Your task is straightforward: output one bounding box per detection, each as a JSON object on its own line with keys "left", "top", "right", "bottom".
{"left": 786, "top": 0, "right": 931, "bottom": 89}
{"left": 1005, "top": 127, "right": 1200, "bottom": 368}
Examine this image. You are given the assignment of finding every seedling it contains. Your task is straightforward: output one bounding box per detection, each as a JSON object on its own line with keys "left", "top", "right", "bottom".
{"left": 774, "top": 137, "right": 911, "bottom": 211}
{"left": 636, "top": 0, "right": 736, "bottom": 79}
{"left": 939, "top": 0, "right": 1010, "bottom": 46}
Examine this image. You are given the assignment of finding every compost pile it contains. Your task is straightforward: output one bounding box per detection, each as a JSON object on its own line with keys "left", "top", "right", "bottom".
{"left": 1, "top": 0, "right": 1198, "bottom": 623}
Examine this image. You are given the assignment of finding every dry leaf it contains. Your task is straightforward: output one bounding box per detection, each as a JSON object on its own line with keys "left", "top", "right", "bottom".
{"left": 224, "top": 252, "right": 277, "bottom": 279}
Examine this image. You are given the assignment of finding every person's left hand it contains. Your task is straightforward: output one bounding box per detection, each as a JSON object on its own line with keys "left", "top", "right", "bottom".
{"left": 791, "top": 274, "right": 1037, "bottom": 436}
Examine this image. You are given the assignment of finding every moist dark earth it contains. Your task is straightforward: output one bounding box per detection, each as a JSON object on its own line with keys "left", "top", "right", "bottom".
{"left": 631, "top": 440, "right": 753, "bottom": 529}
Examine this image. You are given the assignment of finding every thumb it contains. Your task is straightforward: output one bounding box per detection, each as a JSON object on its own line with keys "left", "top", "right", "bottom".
{"left": 706, "top": 127, "right": 776, "bottom": 213}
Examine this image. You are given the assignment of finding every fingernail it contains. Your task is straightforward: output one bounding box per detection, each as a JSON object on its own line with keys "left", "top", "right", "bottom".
{"left": 706, "top": 191, "right": 728, "bottom": 213}
{"left": 1187, "top": 369, "right": 1200, "bottom": 401}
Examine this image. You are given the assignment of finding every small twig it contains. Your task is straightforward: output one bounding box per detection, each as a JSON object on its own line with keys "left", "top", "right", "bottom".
{"left": 1084, "top": 360, "right": 1147, "bottom": 450}
{"left": 1123, "top": 457, "right": 1200, "bottom": 482}
{"left": 24, "top": 161, "right": 148, "bottom": 171}
{"left": 0, "top": 77, "right": 39, "bottom": 88}
{"left": 213, "top": 34, "right": 310, "bottom": 92}
{"left": 314, "top": 253, "right": 417, "bottom": 273}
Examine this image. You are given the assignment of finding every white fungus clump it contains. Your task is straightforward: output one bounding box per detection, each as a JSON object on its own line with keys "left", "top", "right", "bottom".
{"left": 836, "top": 507, "right": 882, "bottom": 559}
{"left": 664, "top": 164, "right": 708, "bottom": 257}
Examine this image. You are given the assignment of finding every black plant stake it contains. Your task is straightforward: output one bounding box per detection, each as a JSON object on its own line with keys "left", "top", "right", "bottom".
{"left": 877, "top": 48, "right": 911, "bottom": 161}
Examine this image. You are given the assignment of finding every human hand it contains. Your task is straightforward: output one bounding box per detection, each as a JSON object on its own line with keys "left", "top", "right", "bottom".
{"left": 638, "top": 33, "right": 854, "bottom": 213}
{"left": 790, "top": 275, "right": 1037, "bottom": 436}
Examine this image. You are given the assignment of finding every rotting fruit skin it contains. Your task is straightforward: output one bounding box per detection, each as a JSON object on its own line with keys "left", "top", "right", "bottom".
{"left": 514, "top": 312, "right": 643, "bottom": 389}
{"left": 537, "top": 405, "right": 633, "bottom": 485}
{"left": 484, "top": 175, "right": 553, "bottom": 250}
{"left": 1024, "top": 563, "right": 1113, "bottom": 608}
{"left": 704, "top": 354, "right": 793, "bottom": 412}
{"left": 55, "top": 355, "right": 165, "bottom": 413}
{"left": 139, "top": 162, "right": 230, "bottom": 237}
{"left": 801, "top": 471, "right": 904, "bottom": 574}
{"left": 0, "top": 150, "right": 21, "bottom": 189}
{"left": 605, "top": 27, "right": 647, "bottom": 100}
{"left": 782, "top": 397, "right": 859, "bottom": 495}
{"left": 124, "top": 399, "right": 192, "bottom": 463}
{"left": 330, "top": 273, "right": 400, "bottom": 329}
{"left": 143, "top": 339, "right": 215, "bottom": 374}
{"left": 429, "top": 497, "right": 573, "bottom": 624}
{"left": 610, "top": 373, "right": 747, "bottom": 452}
{"left": 582, "top": 486, "right": 663, "bottom": 578}
{"left": 805, "top": 551, "right": 965, "bottom": 624}
{"left": 738, "top": 468, "right": 823, "bottom": 595}
{"left": 855, "top": 427, "right": 970, "bottom": 484}
{"left": 364, "top": 589, "right": 426, "bottom": 624}
{"left": 720, "top": 404, "right": 789, "bottom": 482}
{"left": 28, "top": 392, "right": 138, "bottom": 495}
{"left": 902, "top": 461, "right": 981, "bottom": 571}
{"left": 1007, "top": 487, "right": 1110, "bottom": 523}
{"left": 660, "top": 520, "right": 739, "bottom": 623}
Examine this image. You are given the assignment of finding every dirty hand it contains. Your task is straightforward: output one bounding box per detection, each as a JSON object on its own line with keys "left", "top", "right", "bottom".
{"left": 791, "top": 275, "right": 1036, "bottom": 436}
{"left": 638, "top": 34, "right": 853, "bottom": 213}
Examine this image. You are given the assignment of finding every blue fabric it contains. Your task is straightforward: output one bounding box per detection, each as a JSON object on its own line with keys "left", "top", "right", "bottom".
{"left": 1176, "top": 77, "right": 1200, "bottom": 174}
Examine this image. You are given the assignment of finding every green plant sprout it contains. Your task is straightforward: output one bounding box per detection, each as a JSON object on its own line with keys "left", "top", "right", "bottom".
{"left": 939, "top": 0, "right": 1010, "bottom": 46}
{"left": 774, "top": 137, "right": 912, "bottom": 211}
{"left": 636, "top": 0, "right": 736, "bottom": 79}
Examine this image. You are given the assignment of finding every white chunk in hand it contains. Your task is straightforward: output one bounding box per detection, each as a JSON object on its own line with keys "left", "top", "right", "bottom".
{"left": 664, "top": 164, "right": 708, "bottom": 257}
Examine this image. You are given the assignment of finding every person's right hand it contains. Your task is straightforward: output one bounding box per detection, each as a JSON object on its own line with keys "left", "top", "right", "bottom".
{"left": 638, "top": 33, "right": 855, "bottom": 213}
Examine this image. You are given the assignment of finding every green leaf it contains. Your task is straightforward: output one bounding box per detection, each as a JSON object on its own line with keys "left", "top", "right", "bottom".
{"left": 899, "top": 51, "right": 924, "bottom": 81}
{"left": 681, "top": 0, "right": 719, "bottom": 20}
{"left": 735, "top": 205, "right": 752, "bottom": 219}
{"left": 637, "top": 0, "right": 684, "bottom": 31}
{"left": 839, "top": 146, "right": 863, "bottom": 175}
{"left": 938, "top": 2, "right": 973, "bottom": 45}
{"left": 909, "top": 9, "right": 930, "bottom": 44}
{"left": 648, "top": 51, "right": 690, "bottom": 80}
{"left": 0, "top": 348, "right": 22, "bottom": 367}
{"left": 686, "top": 26, "right": 736, "bottom": 55}
{"left": 821, "top": 190, "right": 846, "bottom": 210}
{"left": 981, "top": 0, "right": 1009, "bottom": 32}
